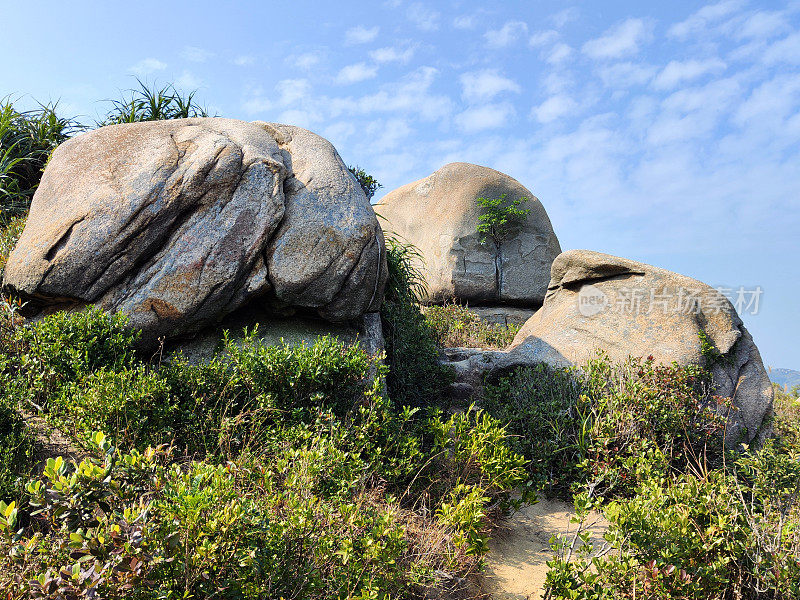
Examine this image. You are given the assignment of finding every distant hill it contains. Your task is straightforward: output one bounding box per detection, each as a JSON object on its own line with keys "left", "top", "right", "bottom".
{"left": 769, "top": 368, "right": 800, "bottom": 391}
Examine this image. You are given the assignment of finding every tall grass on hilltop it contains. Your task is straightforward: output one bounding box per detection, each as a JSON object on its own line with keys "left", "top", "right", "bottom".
{"left": 0, "top": 100, "right": 82, "bottom": 215}
{"left": 0, "top": 81, "right": 210, "bottom": 217}
{"left": 98, "top": 79, "right": 210, "bottom": 126}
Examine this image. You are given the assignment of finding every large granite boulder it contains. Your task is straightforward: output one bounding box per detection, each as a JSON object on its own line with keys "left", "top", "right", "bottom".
{"left": 447, "top": 250, "right": 774, "bottom": 444}
{"left": 3, "top": 118, "right": 387, "bottom": 347}
{"left": 377, "top": 162, "right": 560, "bottom": 307}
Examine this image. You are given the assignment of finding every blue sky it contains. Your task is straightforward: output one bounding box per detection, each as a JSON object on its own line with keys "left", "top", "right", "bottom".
{"left": 2, "top": 0, "right": 799, "bottom": 368}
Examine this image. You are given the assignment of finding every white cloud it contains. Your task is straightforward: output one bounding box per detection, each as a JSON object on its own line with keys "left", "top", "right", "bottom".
{"left": 345, "top": 25, "right": 379, "bottom": 45}
{"left": 647, "top": 78, "right": 742, "bottom": 144}
{"left": 763, "top": 31, "right": 800, "bottom": 65}
{"left": 323, "top": 121, "right": 357, "bottom": 143}
{"left": 242, "top": 94, "right": 272, "bottom": 114}
{"left": 276, "top": 79, "right": 311, "bottom": 105}
{"left": 546, "top": 43, "right": 573, "bottom": 64}
{"left": 736, "top": 10, "right": 790, "bottom": 40}
{"left": 369, "top": 45, "right": 415, "bottom": 64}
{"left": 460, "top": 69, "right": 521, "bottom": 103}
{"left": 542, "top": 71, "right": 574, "bottom": 95}
{"left": 335, "top": 63, "right": 379, "bottom": 85}
{"left": 233, "top": 55, "right": 255, "bottom": 67}
{"left": 455, "top": 103, "right": 515, "bottom": 133}
{"left": 668, "top": 0, "right": 745, "bottom": 40}
{"left": 277, "top": 109, "right": 320, "bottom": 128}
{"left": 181, "top": 46, "right": 214, "bottom": 63}
{"left": 129, "top": 58, "right": 166, "bottom": 76}
{"left": 453, "top": 14, "right": 477, "bottom": 30}
{"left": 175, "top": 71, "right": 202, "bottom": 90}
{"left": 652, "top": 58, "right": 727, "bottom": 90}
{"left": 735, "top": 74, "right": 800, "bottom": 126}
{"left": 366, "top": 118, "right": 412, "bottom": 151}
{"left": 597, "top": 62, "right": 656, "bottom": 88}
{"left": 532, "top": 94, "right": 578, "bottom": 123}
{"left": 529, "top": 29, "right": 559, "bottom": 47}
{"left": 551, "top": 7, "right": 580, "bottom": 28}
{"left": 661, "top": 77, "right": 741, "bottom": 114}
{"left": 290, "top": 52, "right": 322, "bottom": 70}
{"left": 339, "top": 66, "right": 453, "bottom": 121}
{"left": 582, "top": 18, "right": 651, "bottom": 59}
{"left": 485, "top": 20, "right": 528, "bottom": 48}
{"left": 407, "top": 3, "right": 440, "bottom": 31}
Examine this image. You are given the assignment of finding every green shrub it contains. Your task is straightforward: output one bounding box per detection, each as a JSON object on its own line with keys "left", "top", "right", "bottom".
{"left": 380, "top": 237, "right": 453, "bottom": 408}
{"left": 484, "top": 353, "right": 727, "bottom": 498}
{"left": 40, "top": 328, "right": 379, "bottom": 456}
{"left": 348, "top": 165, "right": 382, "bottom": 201}
{"left": 0, "top": 305, "right": 535, "bottom": 594}
{"left": 0, "top": 403, "right": 532, "bottom": 597}
{"left": 545, "top": 442, "right": 800, "bottom": 600}
{"left": 2, "top": 307, "right": 139, "bottom": 412}
{"left": 774, "top": 383, "right": 800, "bottom": 452}
{"left": 0, "top": 215, "right": 25, "bottom": 274}
{"left": 425, "top": 407, "right": 533, "bottom": 511}
{"left": 483, "top": 363, "right": 583, "bottom": 495}
{"left": 0, "top": 433, "right": 426, "bottom": 599}
{"left": 424, "top": 302, "right": 520, "bottom": 349}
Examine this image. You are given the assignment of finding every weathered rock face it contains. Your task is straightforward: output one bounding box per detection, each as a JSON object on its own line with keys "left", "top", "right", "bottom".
{"left": 2, "top": 118, "right": 387, "bottom": 346}
{"left": 447, "top": 250, "right": 773, "bottom": 443}
{"left": 377, "top": 162, "right": 560, "bottom": 307}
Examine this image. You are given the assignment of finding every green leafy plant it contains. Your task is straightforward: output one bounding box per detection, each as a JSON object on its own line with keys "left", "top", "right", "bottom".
{"left": 0, "top": 215, "right": 25, "bottom": 274}
{"left": 0, "top": 400, "right": 34, "bottom": 501}
{"left": 476, "top": 193, "right": 531, "bottom": 245}
{"left": 348, "top": 165, "right": 382, "bottom": 201}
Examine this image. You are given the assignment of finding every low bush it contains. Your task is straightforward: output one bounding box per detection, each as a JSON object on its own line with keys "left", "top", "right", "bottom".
{"left": 380, "top": 237, "right": 453, "bottom": 408}
{"left": 484, "top": 353, "right": 727, "bottom": 498}
{"left": 2, "top": 307, "right": 139, "bottom": 414}
{"left": 0, "top": 393, "right": 531, "bottom": 597}
{"left": 0, "top": 433, "right": 424, "bottom": 599}
{"left": 4, "top": 309, "right": 378, "bottom": 455}
{"left": 545, "top": 441, "right": 800, "bottom": 600}
{"left": 423, "top": 302, "right": 520, "bottom": 349}
{"left": 774, "top": 383, "right": 800, "bottom": 450}
{"left": 483, "top": 363, "right": 583, "bottom": 495}
{"left": 0, "top": 306, "right": 534, "bottom": 595}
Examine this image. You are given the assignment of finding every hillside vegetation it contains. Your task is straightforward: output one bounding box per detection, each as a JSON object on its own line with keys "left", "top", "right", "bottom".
{"left": 0, "top": 89, "right": 798, "bottom": 599}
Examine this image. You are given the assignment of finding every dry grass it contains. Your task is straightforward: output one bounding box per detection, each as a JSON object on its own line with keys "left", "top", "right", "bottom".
{"left": 424, "top": 302, "right": 520, "bottom": 349}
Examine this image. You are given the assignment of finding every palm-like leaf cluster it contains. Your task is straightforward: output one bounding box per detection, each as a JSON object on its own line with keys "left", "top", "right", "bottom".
{"left": 0, "top": 80, "right": 211, "bottom": 217}
{"left": 0, "top": 100, "right": 82, "bottom": 215}
{"left": 98, "top": 78, "right": 209, "bottom": 126}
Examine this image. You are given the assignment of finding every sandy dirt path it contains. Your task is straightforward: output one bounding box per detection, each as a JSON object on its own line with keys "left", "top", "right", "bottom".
{"left": 477, "top": 499, "right": 609, "bottom": 600}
